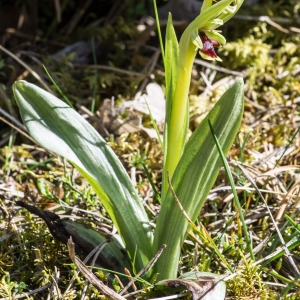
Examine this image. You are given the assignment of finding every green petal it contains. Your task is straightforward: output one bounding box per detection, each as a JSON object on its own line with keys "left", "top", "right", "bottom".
{"left": 205, "top": 30, "right": 226, "bottom": 45}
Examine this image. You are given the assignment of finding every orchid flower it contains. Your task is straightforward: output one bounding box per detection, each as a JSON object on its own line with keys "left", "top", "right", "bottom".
{"left": 162, "top": 0, "right": 245, "bottom": 198}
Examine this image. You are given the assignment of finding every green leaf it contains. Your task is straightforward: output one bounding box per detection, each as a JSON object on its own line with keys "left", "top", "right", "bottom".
{"left": 13, "top": 80, "right": 153, "bottom": 274}
{"left": 208, "top": 119, "right": 254, "bottom": 260}
{"left": 164, "top": 13, "right": 179, "bottom": 109}
{"left": 17, "top": 200, "right": 132, "bottom": 280}
{"left": 201, "top": 0, "right": 213, "bottom": 13}
{"left": 205, "top": 30, "right": 226, "bottom": 45}
{"left": 162, "top": 13, "right": 181, "bottom": 198}
{"left": 62, "top": 220, "right": 132, "bottom": 274}
{"left": 154, "top": 78, "right": 244, "bottom": 280}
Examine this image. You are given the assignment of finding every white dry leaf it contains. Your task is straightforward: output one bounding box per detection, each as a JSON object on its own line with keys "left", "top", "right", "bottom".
{"left": 125, "top": 82, "right": 166, "bottom": 124}
{"left": 98, "top": 99, "right": 142, "bottom": 135}
{"left": 98, "top": 83, "right": 165, "bottom": 138}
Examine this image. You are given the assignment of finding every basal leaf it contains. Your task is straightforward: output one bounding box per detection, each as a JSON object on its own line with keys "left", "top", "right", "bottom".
{"left": 13, "top": 81, "right": 153, "bottom": 273}
{"left": 154, "top": 78, "right": 244, "bottom": 279}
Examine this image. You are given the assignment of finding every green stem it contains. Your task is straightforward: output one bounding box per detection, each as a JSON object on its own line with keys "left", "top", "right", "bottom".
{"left": 163, "top": 42, "right": 196, "bottom": 198}
{"left": 162, "top": 0, "right": 236, "bottom": 199}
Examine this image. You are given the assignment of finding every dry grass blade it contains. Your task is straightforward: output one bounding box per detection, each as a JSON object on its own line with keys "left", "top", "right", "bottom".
{"left": 275, "top": 177, "right": 300, "bottom": 222}
{"left": 58, "top": 225, "right": 113, "bottom": 297}
{"left": 80, "top": 240, "right": 112, "bottom": 300}
{"left": 232, "top": 161, "right": 300, "bottom": 276}
{"left": 49, "top": 267, "right": 62, "bottom": 299}
{"left": 67, "top": 237, "right": 126, "bottom": 300}
{"left": 0, "top": 115, "right": 34, "bottom": 143}
{"left": 166, "top": 172, "right": 197, "bottom": 231}
{"left": 119, "top": 243, "right": 167, "bottom": 296}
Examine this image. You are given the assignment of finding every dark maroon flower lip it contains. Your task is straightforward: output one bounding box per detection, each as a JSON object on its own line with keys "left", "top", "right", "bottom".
{"left": 199, "top": 32, "right": 220, "bottom": 60}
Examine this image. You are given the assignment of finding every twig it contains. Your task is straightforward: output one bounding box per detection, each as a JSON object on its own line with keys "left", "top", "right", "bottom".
{"left": 234, "top": 15, "right": 293, "bottom": 24}
{"left": 76, "top": 63, "right": 146, "bottom": 77}
{"left": 67, "top": 237, "right": 126, "bottom": 300}
{"left": 119, "top": 244, "right": 167, "bottom": 296}
{"left": 80, "top": 240, "right": 112, "bottom": 300}
{"left": 124, "top": 268, "right": 138, "bottom": 292}
{"left": 4, "top": 28, "right": 66, "bottom": 47}
{"left": 61, "top": 232, "right": 113, "bottom": 294}
{"left": 134, "top": 47, "right": 161, "bottom": 100}
{"left": 234, "top": 15, "right": 296, "bottom": 34}
{"left": 54, "top": 0, "right": 62, "bottom": 23}
{"left": 49, "top": 267, "right": 62, "bottom": 300}
{"left": 0, "top": 108, "right": 27, "bottom": 131}
{"left": 65, "top": 0, "right": 93, "bottom": 34}
{"left": 194, "top": 58, "right": 244, "bottom": 76}
{"left": 0, "top": 45, "right": 52, "bottom": 93}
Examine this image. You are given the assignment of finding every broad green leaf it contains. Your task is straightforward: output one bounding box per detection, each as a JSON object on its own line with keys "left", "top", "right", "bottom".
{"left": 13, "top": 80, "right": 153, "bottom": 273}
{"left": 62, "top": 221, "right": 132, "bottom": 275}
{"left": 154, "top": 78, "right": 244, "bottom": 280}
{"left": 17, "top": 199, "right": 132, "bottom": 279}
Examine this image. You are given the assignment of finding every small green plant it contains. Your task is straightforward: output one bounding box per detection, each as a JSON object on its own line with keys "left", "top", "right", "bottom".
{"left": 0, "top": 274, "right": 27, "bottom": 298}
{"left": 13, "top": 0, "right": 245, "bottom": 296}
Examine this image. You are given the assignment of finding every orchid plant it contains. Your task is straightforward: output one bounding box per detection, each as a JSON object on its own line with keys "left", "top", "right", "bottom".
{"left": 162, "top": 0, "right": 244, "bottom": 195}
{"left": 13, "top": 0, "right": 245, "bottom": 296}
